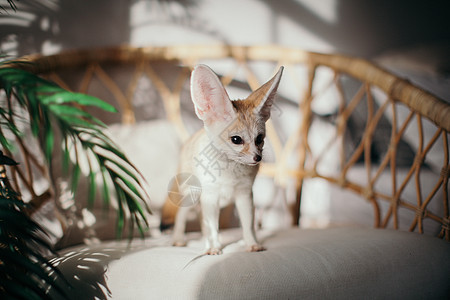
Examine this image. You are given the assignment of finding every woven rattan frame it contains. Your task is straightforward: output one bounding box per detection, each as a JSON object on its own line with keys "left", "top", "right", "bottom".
{"left": 8, "top": 45, "right": 450, "bottom": 240}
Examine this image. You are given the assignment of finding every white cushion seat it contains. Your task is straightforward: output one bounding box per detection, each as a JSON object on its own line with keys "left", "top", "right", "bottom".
{"left": 53, "top": 227, "right": 450, "bottom": 299}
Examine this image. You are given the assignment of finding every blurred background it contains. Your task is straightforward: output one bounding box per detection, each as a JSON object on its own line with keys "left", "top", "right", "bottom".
{"left": 1, "top": 0, "right": 449, "bottom": 60}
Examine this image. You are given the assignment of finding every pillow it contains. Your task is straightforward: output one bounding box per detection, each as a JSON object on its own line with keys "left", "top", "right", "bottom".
{"left": 106, "top": 119, "right": 181, "bottom": 214}
{"left": 375, "top": 44, "right": 450, "bottom": 171}
{"left": 328, "top": 167, "right": 444, "bottom": 235}
{"left": 56, "top": 120, "right": 181, "bottom": 248}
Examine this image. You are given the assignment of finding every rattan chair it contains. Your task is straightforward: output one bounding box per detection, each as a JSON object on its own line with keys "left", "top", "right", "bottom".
{"left": 5, "top": 45, "right": 450, "bottom": 299}
{"left": 12, "top": 45, "right": 449, "bottom": 240}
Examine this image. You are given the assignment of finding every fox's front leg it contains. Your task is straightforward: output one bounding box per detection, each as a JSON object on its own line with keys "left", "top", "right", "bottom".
{"left": 201, "top": 192, "right": 222, "bottom": 255}
{"left": 172, "top": 206, "right": 190, "bottom": 246}
{"left": 235, "top": 191, "right": 265, "bottom": 252}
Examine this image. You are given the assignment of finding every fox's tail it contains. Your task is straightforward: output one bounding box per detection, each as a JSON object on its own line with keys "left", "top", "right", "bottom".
{"left": 160, "top": 180, "right": 180, "bottom": 230}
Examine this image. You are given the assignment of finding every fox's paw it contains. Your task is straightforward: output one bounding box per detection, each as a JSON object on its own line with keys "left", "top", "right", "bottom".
{"left": 205, "top": 248, "right": 222, "bottom": 255}
{"left": 246, "top": 244, "right": 266, "bottom": 252}
{"left": 173, "top": 240, "right": 187, "bottom": 247}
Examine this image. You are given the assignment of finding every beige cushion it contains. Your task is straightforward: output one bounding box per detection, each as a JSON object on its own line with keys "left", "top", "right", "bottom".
{"left": 52, "top": 227, "right": 450, "bottom": 299}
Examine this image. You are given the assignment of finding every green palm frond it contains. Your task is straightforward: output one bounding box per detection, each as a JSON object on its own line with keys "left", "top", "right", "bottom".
{"left": 0, "top": 162, "right": 70, "bottom": 299}
{"left": 0, "top": 60, "right": 152, "bottom": 298}
{"left": 0, "top": 63, "right": 151, "bottom": 236}
{"left": 0, "top": 57, "right": 152, "bottom": 298}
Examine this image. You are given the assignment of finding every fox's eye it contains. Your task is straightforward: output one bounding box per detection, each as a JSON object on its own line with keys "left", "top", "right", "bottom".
{"left": 255, "top": 134, "right": 264, "bottom": 145}
{"left": 231, "top": 136, "right": 244, "bottom": 145}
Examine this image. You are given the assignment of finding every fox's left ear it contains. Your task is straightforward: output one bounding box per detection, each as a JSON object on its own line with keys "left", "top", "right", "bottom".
{"left": 253, "top": 66, "right": 284, "bottom": 122}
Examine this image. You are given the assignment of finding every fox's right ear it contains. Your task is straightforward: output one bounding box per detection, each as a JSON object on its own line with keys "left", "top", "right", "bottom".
{"left": 190, "top": 65, "right": 235, "bottom": 125}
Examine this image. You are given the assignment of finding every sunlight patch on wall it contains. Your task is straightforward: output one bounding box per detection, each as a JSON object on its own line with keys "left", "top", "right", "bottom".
{"left": 277, "top": 14, "right": 336, "bottom": 52}
{"left": 129, "top": 0, "right": 218, "bottom": 46}
{"left": 295, "top": 0, "right": 338, "bottom": 24}
{"left": 0, "top": 10, "right": 36, "bottom": 27}
{"left": 129, "top": 0, "right": 273, "bottom": 46}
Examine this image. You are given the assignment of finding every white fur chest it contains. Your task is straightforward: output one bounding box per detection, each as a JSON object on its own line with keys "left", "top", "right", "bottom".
{"left": 194, "top": 154, "right": 258, "bottom": 207}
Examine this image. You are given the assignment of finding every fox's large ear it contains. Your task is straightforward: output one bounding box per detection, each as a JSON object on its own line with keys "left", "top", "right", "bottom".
{"left": 190, "top": 65, "right": 235, "bottom": 124}
{"left": 252, "top": 66, "right": 283, "bottom": 122}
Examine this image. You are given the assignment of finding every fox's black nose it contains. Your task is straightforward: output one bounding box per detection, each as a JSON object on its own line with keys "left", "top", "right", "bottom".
{"left": 253, "top": 154, "right": 262, "bottom": 162}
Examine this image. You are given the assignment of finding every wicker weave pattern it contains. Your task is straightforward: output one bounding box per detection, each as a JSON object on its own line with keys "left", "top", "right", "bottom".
{"left": 8, "top": 45, "right": 449, "bottom": 240}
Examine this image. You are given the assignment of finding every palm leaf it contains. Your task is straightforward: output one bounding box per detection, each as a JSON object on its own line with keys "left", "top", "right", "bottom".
{"left": 41, "top": 91, "right": 117, "bottom": 112}
{"left": 0, "top": 61, "right": 151, "bottom": 237}
{"left": 0, "top": 61, "right": 151, "bottom": 299}
{"left": 0, "top": 171, "right": 70, "bottom": 299}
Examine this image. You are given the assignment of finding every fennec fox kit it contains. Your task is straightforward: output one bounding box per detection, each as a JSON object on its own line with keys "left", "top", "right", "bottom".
{"left": 172, "top": 65, "right": 283, "bottom": 255}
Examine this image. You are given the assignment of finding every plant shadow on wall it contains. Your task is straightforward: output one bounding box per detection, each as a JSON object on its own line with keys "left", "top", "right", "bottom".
{"left": 129, "top": 0, "right": 229, "bottom": 43}
{"left": 0, "top": 48, "right": 150, "bottom": 300}
{"left": 0, "top": 0, "right": 130, "bottom": 55}
{"left": 0, "top": 0, "right": 225, "bottom": 57}
{"left": 0, "top": 0, "right": 61, "bottom": 55}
